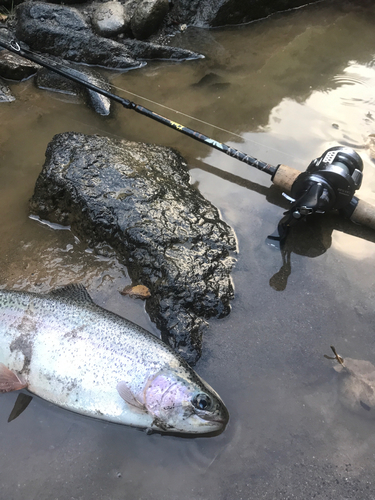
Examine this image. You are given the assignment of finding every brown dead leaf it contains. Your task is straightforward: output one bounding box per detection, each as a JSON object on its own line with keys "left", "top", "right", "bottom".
{"left": 0, "top": 14, "right": 8, "bottom": 22}
{"left": 120, "top": 284, "right": 151, "bottom": 300}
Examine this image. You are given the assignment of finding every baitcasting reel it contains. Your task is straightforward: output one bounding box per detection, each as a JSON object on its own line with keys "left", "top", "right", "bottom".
{"left": 269, "top": 146, "right": 364, "bottom": 243}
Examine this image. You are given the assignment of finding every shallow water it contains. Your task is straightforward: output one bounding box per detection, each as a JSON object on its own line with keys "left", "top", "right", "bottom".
{"left": 2, "top": 1, "right": 375, "bottom": 498}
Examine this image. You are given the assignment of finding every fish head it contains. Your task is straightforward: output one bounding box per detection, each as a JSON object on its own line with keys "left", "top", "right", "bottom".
{"left": 144, "top": 369, "right": 229, "bottom": 435}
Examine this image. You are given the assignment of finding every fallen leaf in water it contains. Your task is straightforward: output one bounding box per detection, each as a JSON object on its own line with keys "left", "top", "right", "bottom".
{"left": 120, "top": 285, "right": 151, "bottom": 299}
{"left": 325, "top": 345, "right": 375, "bottom": 417}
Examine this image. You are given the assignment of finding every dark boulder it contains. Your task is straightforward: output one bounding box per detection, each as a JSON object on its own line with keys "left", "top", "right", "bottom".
{"left": 14, "top": 2, "right": 203, "bottom": 66}
{"left": 131, "top": 0, "right": 169, "bottom": 40}
{"left": 15, "top": 2, "right": 143, "bottom": 69}
{"left": 29, "top": 132, "right": 237, "bottom": 364}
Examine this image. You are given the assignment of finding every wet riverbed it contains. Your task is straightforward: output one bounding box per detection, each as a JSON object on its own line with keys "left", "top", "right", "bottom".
{"left": 1, "top": 1, "right": 375, "bottom": 498}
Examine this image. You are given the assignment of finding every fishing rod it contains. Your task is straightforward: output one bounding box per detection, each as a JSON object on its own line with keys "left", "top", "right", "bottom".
{"left": 1, "top": 35, "right": 375, "bottom": 242}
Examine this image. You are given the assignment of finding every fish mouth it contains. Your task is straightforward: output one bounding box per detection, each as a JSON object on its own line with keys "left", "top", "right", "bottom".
{"left": 194, "top": 408, "right": 229, "bottom": 427}
{"left": 148, "top": 412, "right": 228, "bottom": 436}
{"left": 212, "top": 416, "right": 229, "bottom": 425}
{"left": 206, "top": 415, "right": 229, "bottom": 427}
{"left": 195, "top": 414, "right": 229, "bottom": 436}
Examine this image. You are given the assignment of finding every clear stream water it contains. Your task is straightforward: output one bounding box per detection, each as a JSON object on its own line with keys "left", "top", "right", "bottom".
{"left": 1, "top": 1, "right": 375, "bottom": 498}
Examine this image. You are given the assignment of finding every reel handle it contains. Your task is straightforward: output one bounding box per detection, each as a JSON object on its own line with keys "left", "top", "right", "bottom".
{"left": 272, "top": 164, "right": 375, "bottom": 231}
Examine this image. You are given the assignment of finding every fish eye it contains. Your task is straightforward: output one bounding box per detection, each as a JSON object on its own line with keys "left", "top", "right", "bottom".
{"left": 192, "top": 393, "right": 212, "bottom": 411}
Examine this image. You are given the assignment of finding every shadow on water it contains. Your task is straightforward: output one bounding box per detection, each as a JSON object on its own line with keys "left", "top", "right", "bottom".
{"left": 2, "top": 1, "right": 375, "bottom": 499}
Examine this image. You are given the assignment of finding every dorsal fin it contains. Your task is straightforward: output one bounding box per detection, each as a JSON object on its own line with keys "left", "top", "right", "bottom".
{"left": 48, "top": 284, "right": 95, "bottom": 305}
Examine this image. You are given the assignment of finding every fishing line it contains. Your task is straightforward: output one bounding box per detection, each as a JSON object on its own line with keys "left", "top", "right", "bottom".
{"left": 2, "top": 36, "right": 374, "bottom": 241}
{"left": 1, "top": 38, "right": 299, "bottom": 162}
{"left": 109, "top": 80, "right": 247, "bottom": 139}
{"left": 108, "top": 77, "right": 302, "bottom": 162}
{"left": 2, "top": 41, "right": 302, "bottom": 161}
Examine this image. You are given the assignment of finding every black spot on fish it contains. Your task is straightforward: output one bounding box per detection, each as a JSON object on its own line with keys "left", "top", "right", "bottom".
{"left": 63, "top": 325, "right": 86, "bottom": 340}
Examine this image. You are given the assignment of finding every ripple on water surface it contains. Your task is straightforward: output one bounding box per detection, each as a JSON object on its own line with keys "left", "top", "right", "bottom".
{"left": 332, "top": 63, "right": 375, "bottom": 107}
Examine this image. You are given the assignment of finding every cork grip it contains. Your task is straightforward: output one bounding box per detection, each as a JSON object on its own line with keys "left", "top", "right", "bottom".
{"left": 272, "top": 164, "right": 301, "bottom": 194}
{"left": 350, "top": 198, "right": 375, "bottom": 230}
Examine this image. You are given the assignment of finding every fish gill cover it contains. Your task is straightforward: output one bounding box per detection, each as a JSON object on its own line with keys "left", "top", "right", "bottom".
{"left": 29, "top": 132, "right": 237, "bottom": 364}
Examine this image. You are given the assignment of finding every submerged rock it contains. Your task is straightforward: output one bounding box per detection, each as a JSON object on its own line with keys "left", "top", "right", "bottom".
{"left": 0, "top": 76, "right": 15, "bottom": 102}
{"left": 29, "top": 133, "right": 236, "bottom": 364}
{"left": 117, "top": 38, "right": 203, "bottom": 61}
{"left": 36, "top": 63, "right": 112, "bottom": 116}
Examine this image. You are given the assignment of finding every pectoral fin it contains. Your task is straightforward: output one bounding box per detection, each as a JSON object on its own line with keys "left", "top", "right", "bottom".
{"left": 116, "top": 381, "right": 147, "bottom": 413}
{"left": 0, "top": 363, "right": 28, "bottom": 393}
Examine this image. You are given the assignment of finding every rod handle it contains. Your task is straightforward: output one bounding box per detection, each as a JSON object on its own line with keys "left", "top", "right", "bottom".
{"left": 349, "top": 198, "right": 375, "bottom": 230}
{"left": 271, "top": 164, "right": 301, "bottom": 193}
{"left": 272, "top": 166, "right": 375, "bottom": 232}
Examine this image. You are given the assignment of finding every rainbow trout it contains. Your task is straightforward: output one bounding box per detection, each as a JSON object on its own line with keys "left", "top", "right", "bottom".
{"left": 0, "top": 285, "right": 228, "bottom": 434}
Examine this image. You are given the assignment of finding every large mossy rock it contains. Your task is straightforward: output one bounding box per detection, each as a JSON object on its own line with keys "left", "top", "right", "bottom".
{"left": 29, "top": 132, "right": 237, "bottom": 364}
